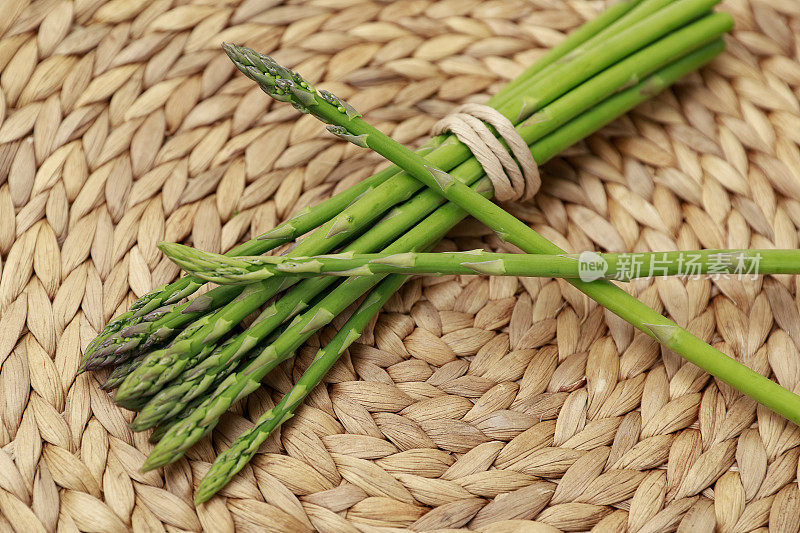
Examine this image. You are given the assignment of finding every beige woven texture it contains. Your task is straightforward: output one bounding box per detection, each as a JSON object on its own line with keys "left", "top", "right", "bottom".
{"left": 1, "top": 0, "right": 800, "bottom": 531}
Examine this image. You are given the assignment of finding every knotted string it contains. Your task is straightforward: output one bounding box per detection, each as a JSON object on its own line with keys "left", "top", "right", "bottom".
{"left": 432, "top": 103, "right": 540, "bottom": 202}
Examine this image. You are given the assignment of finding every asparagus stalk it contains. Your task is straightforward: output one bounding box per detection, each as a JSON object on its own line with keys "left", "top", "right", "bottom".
{"left": 194, "top": 273, "right": 408, "bottom": 503}
{"left": 120, "top": 9, "right": 726, "bottom": 409}
{"left": 232, "top": 39, "right": 800, "bottom": 426}
{"left": 87, "top": 0, "right": 706, "bottom": 372}
{"left": 160, "top": 246, "right": 794, "bottom": 282}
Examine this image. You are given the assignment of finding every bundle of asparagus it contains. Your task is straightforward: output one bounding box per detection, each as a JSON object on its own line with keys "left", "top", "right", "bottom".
{"left": 80, "top": 0, "right": 758, "bottom": 502}
{"left": 81, "top": 0, "right": 640, "bottom": 371}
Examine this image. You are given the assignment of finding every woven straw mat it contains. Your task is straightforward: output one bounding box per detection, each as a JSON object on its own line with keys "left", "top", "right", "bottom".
{"left": 3, "top": 0, "right": 800, "bottom": 531}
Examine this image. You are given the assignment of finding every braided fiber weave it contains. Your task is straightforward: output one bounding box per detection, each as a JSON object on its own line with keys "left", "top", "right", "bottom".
{"left": 1, "top": 0, "right": 800, "bottom": 530}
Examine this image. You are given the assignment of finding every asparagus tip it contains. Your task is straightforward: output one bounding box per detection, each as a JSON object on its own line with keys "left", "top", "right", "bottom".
{"left": 129, "top": 405, "right": 167, "bottom": 432}
{"left": 194, "top": 447, "right": 243, "bottom": 503}
{"left": 129, "top": 420, "right": 150, "bottom": 432}
{"left": 221, "top": 42, "right": 246, "bottom": 68}
{"left": 140, "top": 444, "right": 178, "bottom": 472}
{"left": 156, "top": 240, "right": 178, "bottom": 253}
{"left": 194, "top": 491, "right": 213, "bottom": 505}
{"left": 113, "top": 381, "right": 138, "bottom": 404}
{"left": 139, "top": 461, "right": 158, "bottom": 473}
{"left": 158, "top": 241, "right": 195, "bottom": 263}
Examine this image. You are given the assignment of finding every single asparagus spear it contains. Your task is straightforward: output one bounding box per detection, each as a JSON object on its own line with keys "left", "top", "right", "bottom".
{"left": 238, "top": 39, "right": 800, "bottom": 426}
{"left": 161, "top": 246, "right": 795, "bottom": 282}
{"left": 194, "top": 272, "right": 408, "bottom": 503}
{"left": 87, "top": 0, "right": 703, "bottom": 371}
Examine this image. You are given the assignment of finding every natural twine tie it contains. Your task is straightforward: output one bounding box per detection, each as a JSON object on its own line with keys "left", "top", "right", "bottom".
{"left": 433, "top": 103, "right": 540, "bottom": 202}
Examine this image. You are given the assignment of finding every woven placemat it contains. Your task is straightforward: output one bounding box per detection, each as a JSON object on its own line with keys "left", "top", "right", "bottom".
{"left": 1, "top": 0, "right": 800, "bottom": 531}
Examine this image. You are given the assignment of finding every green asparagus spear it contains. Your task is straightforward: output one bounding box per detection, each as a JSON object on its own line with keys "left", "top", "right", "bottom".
{"left": 160, "top": 247, "right": 795, "bottom": 283}
{"left": 194, "top": 272, "right": 408, "bottom": 503}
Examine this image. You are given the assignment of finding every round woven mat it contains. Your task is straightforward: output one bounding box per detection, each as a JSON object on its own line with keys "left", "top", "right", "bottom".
{"left": 1, "top": 0, "right": 800, "bottom": 531}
